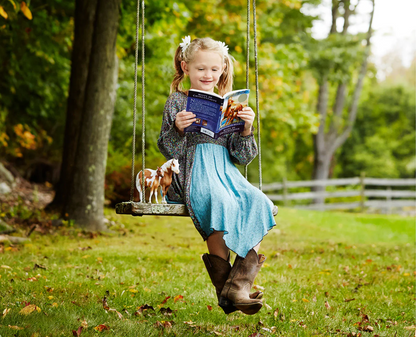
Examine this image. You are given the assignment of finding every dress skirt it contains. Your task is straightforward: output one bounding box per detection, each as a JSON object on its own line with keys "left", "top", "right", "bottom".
{"left": 190, "top": 143, "right": 276, "bottom": 258}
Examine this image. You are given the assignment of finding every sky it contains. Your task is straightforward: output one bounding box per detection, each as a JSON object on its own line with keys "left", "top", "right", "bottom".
{"left": 302, "top": 0, "right": 416, "bottom": 76}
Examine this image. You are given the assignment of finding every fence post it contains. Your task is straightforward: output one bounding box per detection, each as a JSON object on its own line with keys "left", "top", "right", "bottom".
{"left": 386, "top": 186, "right": 391, "bottom": 214}
{"left": 283, "top": 177, "right": 288, "bottom": 207}
{"left": 360, "top": 172, "right": 366, "bottom": 212}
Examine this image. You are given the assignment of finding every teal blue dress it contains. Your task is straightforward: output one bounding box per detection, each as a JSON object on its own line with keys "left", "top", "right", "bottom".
{"left": 190, "top": 143, "right": 276, "bottom": 258}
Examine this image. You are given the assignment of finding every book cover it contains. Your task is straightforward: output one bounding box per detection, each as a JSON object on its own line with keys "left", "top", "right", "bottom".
{"left": 184, "top": 89, "right": 250, "bottom": 139}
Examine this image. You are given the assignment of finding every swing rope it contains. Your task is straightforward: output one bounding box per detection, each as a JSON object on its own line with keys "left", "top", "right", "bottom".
{"left": 129, "top": 0, "right": 263, "bottom": 203}
{"left": 244, "top": 0, "right": 250, "bottom": 180}
{"left": 129, "top": 0, "right": 141, "bottom": 202}
{"left": 253, "top": 0, "right": 263, "bottom": 191}
{"left": 141, "top": 0, "right": 146, "bottom": 200}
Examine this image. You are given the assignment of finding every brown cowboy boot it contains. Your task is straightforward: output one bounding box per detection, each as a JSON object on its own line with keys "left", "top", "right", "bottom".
{"left": 220, "top": 249, "right": 265, "bottom": 315}
{"left": 202, "top": 253, "right": 263, "bottom": 314}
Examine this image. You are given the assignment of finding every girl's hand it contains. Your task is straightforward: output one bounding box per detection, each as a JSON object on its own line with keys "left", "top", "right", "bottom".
{"left": 237, "top": 107, "right": 255, "bottom": 136}
{"left": 175, "top": 110, "right": 196, "bottom": 135}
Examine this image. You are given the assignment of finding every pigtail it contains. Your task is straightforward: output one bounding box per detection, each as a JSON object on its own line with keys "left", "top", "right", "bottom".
{"left": 217, "top": 53, "right": 234, "bottom": 96}
{"left": 170, "top": 46, "right": 185, "bottom": 94}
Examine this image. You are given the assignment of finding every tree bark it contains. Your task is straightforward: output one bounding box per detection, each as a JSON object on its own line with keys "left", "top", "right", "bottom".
{"left": 64, "top": 0, "right": 121, "bottom": 230}
{"left": 47, "top": 0, "right": 98, "bottom": 212}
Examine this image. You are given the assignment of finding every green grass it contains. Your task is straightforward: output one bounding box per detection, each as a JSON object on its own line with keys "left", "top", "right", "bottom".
{"left": 0, "top": 208, "right": 414, "bottom": 336}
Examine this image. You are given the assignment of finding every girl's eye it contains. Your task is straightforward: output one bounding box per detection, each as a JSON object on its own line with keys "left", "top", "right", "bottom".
{"left": 198, "top": 69, "right": 204, "bottom": 71}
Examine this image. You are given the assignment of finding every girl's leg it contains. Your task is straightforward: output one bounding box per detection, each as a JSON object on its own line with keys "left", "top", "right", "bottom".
{"left": 206, "top": 231, "right": 229, "bottom": 260}
{"left": 253, "top": 243, "right": 261, "bottom": 253}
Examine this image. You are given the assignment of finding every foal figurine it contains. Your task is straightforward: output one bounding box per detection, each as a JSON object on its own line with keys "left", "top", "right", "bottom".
{"left": 136, "top": 167, "right": 164, "bottom": 203}
{"left": 159, "top": 158, "right": 180, "bottom": 204}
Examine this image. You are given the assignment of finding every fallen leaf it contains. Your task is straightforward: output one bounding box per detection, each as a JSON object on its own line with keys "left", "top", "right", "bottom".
{"left": 33, "top": 264, "right": 46, "bottom": 270}
{"left": 159, "top": 307, "right": 173, "bottom": 316}
{"left": 8, "top": 325, "right": 24, "bottom": 330}
{"left": 1, "top": 265, "right": 12, "bottom": 269}
{"left": 302, "top": 298, "right": 309, "bottom": 302}
{"left": 174, "top": 295, "right": 183, "bottom": 302}
{"left": 161, "top": 296, "right": 171, "bottom": 304}
{"left": 154, "top": 320, "right": 173, "bottom": 328}
{"left": 404, "top": 325, "right": 416, "bottom": 330}
{"left": 344, "top": 298, "right": 355, "bottom": 302}
{"left": 273, "top": 308, "right": 279, "bottom": 319}
{"left": 19, "top": 304, "right": 41, "bottom": 315}
{"left": 20, "top": 1, "right": 32, "bottom": 20}
{"left": 72, "top": 326, "right": 83, "bottom": 337}
{"left": 265, "top": 303, "right": 272, "bottom": 310}
{"left": 102, "top": 296, "right": 110, "bottom": 310}
{"left": 0, "top": 6, "right": 8, "bottom": 19}
{"left": 207, "top": 305, "right": 212, "bottom": 311}
{"left": 112, "top": 309, "right": 123, "bottom": 319}
{"left": 324, "top": 301, "right": 331, "bottom": 309}
{"left": 52, "top": 303, "right": 58, "bottom": 307}
{"left": 362, "top": 326, "right": 373, "bottom": 332}
{"left": 93, "top": 324, "right": 109, "bottom": 332}
{"left": 3, "top": 308, "right": 11, "bottom": 317}
{"left": 129, "top": 289, "right": 138, "bottom": 293}
{"left": 134, "top": 304, "right": 155, "bottom": 316}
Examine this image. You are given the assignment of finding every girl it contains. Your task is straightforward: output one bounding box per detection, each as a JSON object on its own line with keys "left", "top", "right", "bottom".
{"left": 157, "top": 36, "right": 276, "bottom": 315}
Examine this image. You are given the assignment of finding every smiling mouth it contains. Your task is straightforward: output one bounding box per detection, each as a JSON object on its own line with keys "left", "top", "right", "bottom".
{"left": 201, "top": 80, "right": 212, "bottom": 84}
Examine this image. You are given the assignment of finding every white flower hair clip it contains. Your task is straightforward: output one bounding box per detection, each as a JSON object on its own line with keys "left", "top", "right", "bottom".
{"left": 179, "top": 35, "right": 191, "bottom": 54}
{"left": 218, "top": 41, "right": 229, "bottom": 56}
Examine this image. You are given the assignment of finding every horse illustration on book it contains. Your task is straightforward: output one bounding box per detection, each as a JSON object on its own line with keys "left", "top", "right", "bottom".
{"left": 220, "top": 98, "right": 245, "bottom": 126}
{"left": 135, "top": 159, "right": 180, "bottom": 204}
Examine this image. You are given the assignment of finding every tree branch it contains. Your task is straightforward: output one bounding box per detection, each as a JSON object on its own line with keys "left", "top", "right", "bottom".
{"left": 330, "top": 0, "right": 340, "bottom": 34}
{"left": 342, "top": 0, "right": 351, "bottom": 34}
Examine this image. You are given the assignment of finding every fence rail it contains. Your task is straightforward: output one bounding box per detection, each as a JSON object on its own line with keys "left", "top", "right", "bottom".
{"left": 260, "top": 175, "right": 416, "bottom": 213}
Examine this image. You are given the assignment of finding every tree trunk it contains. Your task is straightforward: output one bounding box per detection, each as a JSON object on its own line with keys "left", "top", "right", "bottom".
{"left": 47, "top": 0, "right": 98, "bottom": 212}
{"left": 64, "top": 0, "right": 121, "bottom": 230}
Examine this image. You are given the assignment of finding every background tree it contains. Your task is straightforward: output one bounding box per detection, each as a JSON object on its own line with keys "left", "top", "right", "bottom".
{"left": 48, "top": 0, "right": 97, "bottom": 212}
{"left": 309, "top": 0, "right": 375, "bottom": 203}
{"left": 62, "top": 0, "right": 121, "bottom": 230}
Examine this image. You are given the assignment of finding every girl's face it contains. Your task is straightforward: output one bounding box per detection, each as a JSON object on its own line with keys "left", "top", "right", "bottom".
{"left": 181, "top": 50, "right": 225, "bottom": 93}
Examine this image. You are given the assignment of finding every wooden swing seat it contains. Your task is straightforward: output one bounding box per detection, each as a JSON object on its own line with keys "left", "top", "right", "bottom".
{"left": 115, "top": 201, "right": 278, "bottom": 217}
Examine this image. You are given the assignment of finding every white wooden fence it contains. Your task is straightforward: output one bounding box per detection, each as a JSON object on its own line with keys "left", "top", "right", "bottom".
{"left": 259, "top": 174, "right": 416, "bottom": 213}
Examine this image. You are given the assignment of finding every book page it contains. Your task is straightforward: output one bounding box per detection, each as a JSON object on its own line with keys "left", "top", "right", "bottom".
{"left": 185, "top": 90, "right": 224, "bottom": 138}
{"left": 218, "top": 89, "right": 250, "bottom": 132}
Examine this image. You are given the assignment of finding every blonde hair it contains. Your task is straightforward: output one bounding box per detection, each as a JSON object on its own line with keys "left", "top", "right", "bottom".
{"left": 170, "top": 37, "right": 234, "bottom": 96}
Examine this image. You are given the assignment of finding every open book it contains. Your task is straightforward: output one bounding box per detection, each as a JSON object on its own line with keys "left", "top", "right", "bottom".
{"left": 184, "top": 89, "right": 250, "bottom": 139}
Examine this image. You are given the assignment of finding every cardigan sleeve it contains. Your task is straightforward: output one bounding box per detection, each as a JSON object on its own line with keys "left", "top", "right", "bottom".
{"left": 227, "top": 131, "right": 258, "bottom": 166}
{"left": 157, "top": 92, "right": 187, "bottom": 160}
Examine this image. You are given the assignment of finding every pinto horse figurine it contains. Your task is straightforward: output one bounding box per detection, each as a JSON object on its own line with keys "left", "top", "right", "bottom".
{"left": 136, "top": 167, "right": 164, "bottom": 203}
{"left": 159, "top": 158, "right": 180, "bottom": 204}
